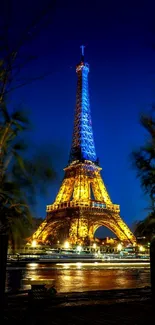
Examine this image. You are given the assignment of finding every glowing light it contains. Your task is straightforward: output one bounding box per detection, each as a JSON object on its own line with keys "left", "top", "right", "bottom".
{"left": 93, "top": 243, "right": 97, "bottom": 249}
{"left": 30, "top": 263, "right": 38, "bottom": 267}
{"left": 117, "top": 243, "right": 122, "bottom": 251}
{"left": 28, "top": 263, "right": 38, "bottom": 270}
{"left": 139, "top": 245, "right": 145, "bottom": 252}
{"left": 31, "top": 240, "right": 37, "bottom": 248}
{"left": 64, "top": 241, "right": 70, "bottom": 249}
{"left": 57, "top": 240, "right": 60, "bottom": 244}
{"left": 63, "top": 264, "right": 70, "bottom": 269}
{"left": 77, "top": 245, "right": 82, "bottom": 252}
{"left": 76, "top": 262, "right": 82, "bottom": 268}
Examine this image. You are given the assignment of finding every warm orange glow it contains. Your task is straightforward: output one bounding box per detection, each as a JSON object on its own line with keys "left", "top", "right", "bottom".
{"left": 77, "top": 245, "right": 82, "bottom": 252}
{"left": 139, "top": 245, "right": 145, "bottom": 252}
{"left": 31, "top": 240, "right": 37, "bottom": 248}
{"left": 117, "top": 243, "right": 122, "bottom": 251}
{"left": 64, "top": 241, "right": 70, "bottom": 249}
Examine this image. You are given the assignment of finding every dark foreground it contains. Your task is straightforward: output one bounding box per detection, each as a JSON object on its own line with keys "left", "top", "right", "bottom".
{"left": 4, "top": 287, "right": 155, "bottom": 324}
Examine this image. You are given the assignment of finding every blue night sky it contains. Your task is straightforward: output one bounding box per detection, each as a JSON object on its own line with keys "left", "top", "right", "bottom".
{"left": 6, "top": 0, "right": 155, "bottom": 236}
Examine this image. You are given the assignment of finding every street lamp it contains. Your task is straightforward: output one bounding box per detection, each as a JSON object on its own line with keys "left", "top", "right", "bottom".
{"left": 64, "top": 241, "right": 69, "bottom": 249}
{"left": 31, "top": 240, "right": 37, "bottom": 248}
{"left": 117, "top": 243, "right": 122, "bottom": 251}
{"left": 139, "top": 245, "right": 145, "bottom": 252}
{"left": 77, "top": 245, "right": 82, "bottom": 252}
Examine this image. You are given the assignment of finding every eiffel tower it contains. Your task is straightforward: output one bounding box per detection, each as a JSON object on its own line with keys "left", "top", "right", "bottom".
{"left": 32, "top": 46, "right": 136, "bottom": 246}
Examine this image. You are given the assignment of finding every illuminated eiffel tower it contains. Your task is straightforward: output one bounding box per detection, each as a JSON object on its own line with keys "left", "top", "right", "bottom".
{"left": 32, "top": 46, "right": 136, "bottom": 245}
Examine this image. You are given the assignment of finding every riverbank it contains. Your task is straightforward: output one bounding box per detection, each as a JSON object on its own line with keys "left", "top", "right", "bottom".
{"left": 4, "top": 287, "right": 154, "bottom": 324}
{"left": 7, "top": 254, "right": 150, "bottom": 264}
{"left": 7, "top": 257, "right": 150, "bottom": 267}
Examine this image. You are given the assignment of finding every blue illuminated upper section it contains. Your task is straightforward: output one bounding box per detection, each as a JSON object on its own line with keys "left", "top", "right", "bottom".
{"left": 69, "top": 50, "right": 97, "bottom": 164}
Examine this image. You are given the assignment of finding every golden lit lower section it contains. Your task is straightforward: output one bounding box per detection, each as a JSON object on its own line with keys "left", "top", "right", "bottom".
{"left": 91, "top": 171, "right": 112, "bottom": 204}
{"left": 73, "top": 174, "right": 90, "bottom": 201}
{"left": 88, "top": 215, "right": 135, "bottom": 244}
{"left": 32, "top": 161, "right": 136, "bottom": 245}
{"left": 54, "top": 177, "right": 75, "bottom": 204}
{"left": 69, "top": 209, "right": 89, "bottom": 244}
{"left": 46, "top": 201, "right": 120, "bottom": 212}
{"left": 32, "top": 220, "right": 47, "bottom": 241}
{"left": 46, "top": 162, "right": 113, "bottom": 212}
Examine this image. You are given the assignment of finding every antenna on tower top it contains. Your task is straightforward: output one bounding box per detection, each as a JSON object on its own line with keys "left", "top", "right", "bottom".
{"left": 80, "top": 45, "right": 85, "bottom": 61}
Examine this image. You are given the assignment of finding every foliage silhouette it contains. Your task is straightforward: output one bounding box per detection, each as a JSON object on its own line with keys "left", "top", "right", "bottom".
{"left": 0, "top": 1, "right": 57, "bottom": 319}
{"left": 132, "top": 112, "right": 155, "bottom": 239}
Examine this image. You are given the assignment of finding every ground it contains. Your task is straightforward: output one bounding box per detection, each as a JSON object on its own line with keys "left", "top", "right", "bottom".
{"left": 4, "top": 287, "right": 155, "bottom": 324}
{"left": 5, "top": 301, "right": 155, "bottom": 325}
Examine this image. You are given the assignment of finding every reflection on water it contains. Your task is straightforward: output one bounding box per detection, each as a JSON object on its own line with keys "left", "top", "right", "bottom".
{"left": 6, "top": 263, "right": 150, "bottom": 293}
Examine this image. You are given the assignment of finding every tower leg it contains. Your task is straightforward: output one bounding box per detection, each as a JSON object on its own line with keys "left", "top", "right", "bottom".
{"left": 69, "top": 216, "right": 89, "bottom": 245}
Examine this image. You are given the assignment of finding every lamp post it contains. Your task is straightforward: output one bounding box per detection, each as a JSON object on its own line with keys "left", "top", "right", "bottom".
{"left": 64, "top": 241, "right": 69, "bottom": 249}
{"left": 117, "top": 243, "right": 122, "bottom": 252}
{"left": 31, "top": 240, "right": 37, "bottom": 255}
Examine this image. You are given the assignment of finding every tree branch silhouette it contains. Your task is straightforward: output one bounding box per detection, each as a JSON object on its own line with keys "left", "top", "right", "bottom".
{"left": 0, "top": 0, "right": 57, "bottom": 104}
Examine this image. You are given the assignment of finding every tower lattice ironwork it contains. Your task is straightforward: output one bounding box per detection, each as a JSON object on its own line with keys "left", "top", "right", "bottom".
{"left": 32, "top": 47, "right": 136, "bottom": 245}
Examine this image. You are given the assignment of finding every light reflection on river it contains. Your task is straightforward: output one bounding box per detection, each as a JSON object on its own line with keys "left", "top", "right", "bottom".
{"left": 6, "top": 263, "right": 150, "bottom": 293}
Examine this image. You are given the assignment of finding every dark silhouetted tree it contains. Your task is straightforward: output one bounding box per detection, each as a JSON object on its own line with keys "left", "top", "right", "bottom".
{"left": 0, "top": 106, "right": 56, "bottom": 316}
{"left": 0, "top": 0, "right": 57, "bottom": 319}
{"left": 132, "top": 112, "right": 155, "bottom": 240}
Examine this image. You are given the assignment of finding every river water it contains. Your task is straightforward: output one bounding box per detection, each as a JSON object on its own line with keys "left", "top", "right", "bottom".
{"left": 6, "top": 262, "right": 150, "bottom": 293}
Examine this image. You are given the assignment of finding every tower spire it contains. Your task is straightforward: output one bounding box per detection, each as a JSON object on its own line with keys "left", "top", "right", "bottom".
{"left": 80, "top": 45, "right": 85, "bottom": 61}
{"left": 69, "top": 47, "right": 97, "bottom": 164}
